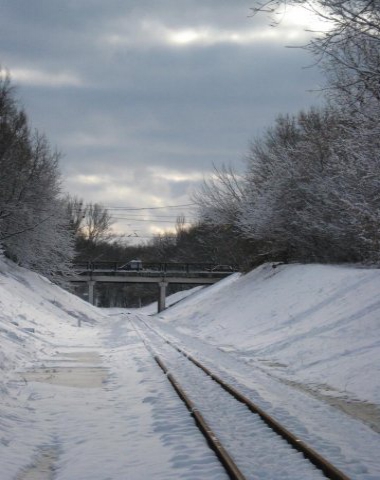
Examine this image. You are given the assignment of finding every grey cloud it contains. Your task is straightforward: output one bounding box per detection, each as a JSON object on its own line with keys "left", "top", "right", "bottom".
{"left": 19, "top": 41, "right": 321, "bottom": 172}
{"left": 0, "top": 0, "right": 277, "bottom": 71}
{"left": 0, "top": 1, "right": 325, "bottom": 236}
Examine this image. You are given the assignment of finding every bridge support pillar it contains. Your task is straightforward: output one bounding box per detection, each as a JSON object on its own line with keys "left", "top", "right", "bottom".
{"left": 88, "top": 281, "right": 96, "bottom": 305}
{"left": 158, "top": 281, "right": 168, "bottom": 313}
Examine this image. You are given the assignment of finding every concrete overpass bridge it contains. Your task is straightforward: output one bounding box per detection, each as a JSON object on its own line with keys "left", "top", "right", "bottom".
{"left": 71, "top": 261, "right": 239, "bottom": 312}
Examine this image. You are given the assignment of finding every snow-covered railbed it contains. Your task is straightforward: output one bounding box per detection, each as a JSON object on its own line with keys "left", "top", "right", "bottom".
{"left": 1, "top": 259, "right": 380, "bottom": 479}
{"left": 2, "top": 319, "right": 229, "bottom": 480}
{"left": 136, "top": 314, "right": 380, "bottom": 480}
{"left": 133, "top": 317, "right": 341, "bottom": 480}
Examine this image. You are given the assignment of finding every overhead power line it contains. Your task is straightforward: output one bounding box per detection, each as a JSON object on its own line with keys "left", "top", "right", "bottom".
{"left": 71, "top": 203, "right": 196, "bottom": 213}
{"left": 103, "top": 203, "right": 196, "bottom": 211}
{"left": 113, "top": 234, "right": 176, "bottom": 239}
{"left": 106, "top": 213, "right": 193, "bottom": 219}
{"left": 112, "top": 218, "right": 192, "bottom": 223}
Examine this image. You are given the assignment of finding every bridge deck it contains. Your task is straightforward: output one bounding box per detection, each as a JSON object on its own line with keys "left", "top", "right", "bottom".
{"left": 71, "top": 271, "right": 230, "bottom": 284}
{"left": 71, "top": 262, "right": 238, "bottom": 284}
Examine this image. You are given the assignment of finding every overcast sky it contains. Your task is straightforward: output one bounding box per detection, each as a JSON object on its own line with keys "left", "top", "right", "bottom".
{"left": 0, "top": 0, "right": 324, "bottom": 241}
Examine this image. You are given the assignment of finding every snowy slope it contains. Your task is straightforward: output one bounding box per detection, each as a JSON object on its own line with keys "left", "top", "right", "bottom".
{"left": 0, "top": 257, "right": 106, "bottom": 372}
{"left": 0, "top": 257, "right": 379, "bottom": 479}
{"left": 158, "top": 263, "right": 380, "bottom": 407}
{"left": 0, "top": 259, "right": 230, "bottom": 479}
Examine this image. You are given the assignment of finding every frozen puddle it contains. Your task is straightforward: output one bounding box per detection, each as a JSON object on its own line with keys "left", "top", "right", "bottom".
{"left": 22, "top": 351, "right": 107, "bottom": 388}
{"left": 23, "top": 365, "right": 107, "bottom": 388}
{"left": 15, "top": 351, "right": 107, "bottom": 479}
{"left": 16, "top": 446, "right": 59, "bottom": 480}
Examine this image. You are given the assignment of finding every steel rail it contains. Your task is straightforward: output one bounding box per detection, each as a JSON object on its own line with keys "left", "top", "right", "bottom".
{"left": 154, "top": 354, "right": 247, "bottom": 480}
{"left": 131, "top": 320, "right": 247, "bottom": 480}
{"left": 137, "top": 317, "right": 351, "bottom": 480}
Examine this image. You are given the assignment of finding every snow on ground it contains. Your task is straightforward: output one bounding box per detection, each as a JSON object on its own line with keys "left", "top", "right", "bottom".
{"left": 0, "top": 257, "right": 379, "bottom": 479}
{"left": 158, "top": 263, "right": 380, "bottom": 408}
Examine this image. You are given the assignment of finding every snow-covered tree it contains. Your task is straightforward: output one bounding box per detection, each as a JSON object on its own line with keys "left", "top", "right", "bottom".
{"left": 192, "top": 2, "right": 380, "bottom": 265}
{"left": 0, "top": 70, "right": 75, "bottom": 283}
{"left": 240, "top": 107, "right": 380, "bottom": 262}
{"left": 192, "top": 164, "right": 244, "bottom": 227}
{"left": 252, "top": 0, "right": 380, "bottom": 105}
{"left": 194, "top": 106, "right": 380, "bottom": 264}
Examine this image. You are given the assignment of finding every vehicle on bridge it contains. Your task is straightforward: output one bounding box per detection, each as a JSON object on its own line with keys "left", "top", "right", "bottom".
{"left": 117, "top": 259, "right": 143, "bottom": 271}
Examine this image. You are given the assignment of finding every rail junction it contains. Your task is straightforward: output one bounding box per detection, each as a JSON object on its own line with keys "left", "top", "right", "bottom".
{"left": 132, "top": 315, "right": 351, "bottom": 480}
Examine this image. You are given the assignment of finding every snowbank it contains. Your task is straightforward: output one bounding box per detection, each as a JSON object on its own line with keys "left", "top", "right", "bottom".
{"left": 0, "top": 257, "right": 107, "bottom": 373}
{"left": 158, "top": 263, "right": 380, "bottom": 406}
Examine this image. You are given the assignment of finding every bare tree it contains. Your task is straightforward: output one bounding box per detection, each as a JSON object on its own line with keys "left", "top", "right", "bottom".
{"left": 65, "top": 195, "right": 87, "bottom": 236}
{"left": 82, "top": 202, "right": 114, "bottom": 245}
{"left": 175, "top": 214, "right": 187, "bottom": 240}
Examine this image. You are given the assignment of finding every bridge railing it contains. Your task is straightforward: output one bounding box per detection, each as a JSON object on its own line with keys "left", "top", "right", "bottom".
{"left": 73, "top": 261, "right": 239, "bottom": 274}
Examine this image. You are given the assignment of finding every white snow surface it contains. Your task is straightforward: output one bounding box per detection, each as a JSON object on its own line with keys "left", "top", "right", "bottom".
{"left": 158, "top": 263, "right": 380, "bottom": 405}
{"left": 0, "top": 257, "right": 379, "bottom": 479}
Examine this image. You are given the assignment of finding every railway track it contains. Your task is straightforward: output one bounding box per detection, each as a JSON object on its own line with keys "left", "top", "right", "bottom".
{"left": 131, "top": 317, "right": 351, "bottom": 480}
